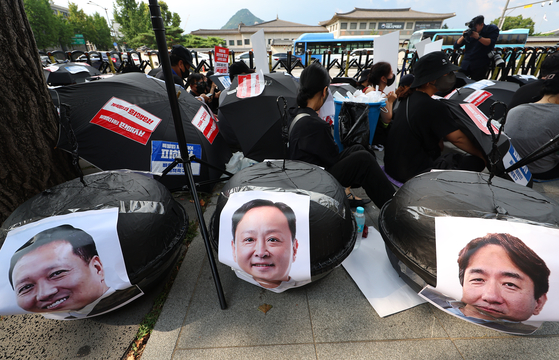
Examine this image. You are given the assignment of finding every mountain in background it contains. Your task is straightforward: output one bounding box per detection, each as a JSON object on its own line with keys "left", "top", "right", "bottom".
{"left": 221, "top": 9, "right": 264, "bottom": 29}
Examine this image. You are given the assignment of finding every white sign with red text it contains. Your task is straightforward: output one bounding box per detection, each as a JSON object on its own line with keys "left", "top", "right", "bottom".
{"left": 191, "top": 106, "right": 218, "bottom": 144}
{"left": 459, "top": 103, "right": 499, "bottom": 135}
{"left": 463, "top": 90, "right": 493, "bottom": 107}
{"left": 236, "top": 71, "right": 265, "bottom": 99}
{"left": 214, "top": 46, "right": 229, "bottom": 74}
{"left": 90, "top": 97, "right": 162, "bottom": 145}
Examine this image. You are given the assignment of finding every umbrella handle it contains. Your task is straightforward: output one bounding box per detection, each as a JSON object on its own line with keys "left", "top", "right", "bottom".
{"left": 486, "top": 100, "right": 508, "bottom": 184}
{"left": 277, "top": 96, "right": 289, "bottom": 171}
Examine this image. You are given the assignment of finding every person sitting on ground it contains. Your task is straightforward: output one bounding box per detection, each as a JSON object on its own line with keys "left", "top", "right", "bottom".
{"left": 288, "top": 63, "right": 395, "bottom": 209}
{"left": 229, "top": 61, "right": 255, "bottom": 82}
{"left": 384, "top": 51, "right": 486, "bottom": 183}
{"left": 204, "top": 70, "right": 221, "bottom": 113}
{"left": 505, "top": 73, "right": 559, "bottom": 180}
{"left": 355, "top": 69, "right": 370, "bottom": 90}
{"left": 364, "top": 62, "right": 398, "bottom": 147}
{"left": 392, "top": 74, "right": 415, "bottom": 115}
{"left": 155, "top": 45, "right": 195, "bottom": 89}
{"left": 508, "top": 53, "right": 559, "bottom": 110}
{"left": 187, "top": 73, "right": 212, "bottom": 104}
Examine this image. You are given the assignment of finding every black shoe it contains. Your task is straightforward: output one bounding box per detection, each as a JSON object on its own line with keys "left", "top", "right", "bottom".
{"left": 347, "top": 192, "right": 371, "bottom": 208}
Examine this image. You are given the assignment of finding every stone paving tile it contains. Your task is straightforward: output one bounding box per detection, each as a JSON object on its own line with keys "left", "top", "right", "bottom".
{"left": 306, "top": 267, "right": 448, "bottom": 342}
{"left": 175, "top": 259, "right": 313, "bottom": 350}
{"left": 453, "top": 336, "right": 559, "bottom": 360}
{"left": 315, "top": 339, "right": 463, "bottom": 360}
{"left": 172, "top": 344, "right": 317, "bottom": 360}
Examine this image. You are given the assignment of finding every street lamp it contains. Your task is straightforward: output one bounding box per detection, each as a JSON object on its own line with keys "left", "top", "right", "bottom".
{"left": 87, "top": 0, "right": 118, "bottom": 49}
{"left": 499, "top": 0, "right": 558, "bottom": 28}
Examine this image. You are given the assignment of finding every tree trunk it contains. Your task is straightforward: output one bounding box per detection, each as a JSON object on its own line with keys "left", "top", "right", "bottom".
{"left": 0, "top": 0, "right": 78, "bottom": 224}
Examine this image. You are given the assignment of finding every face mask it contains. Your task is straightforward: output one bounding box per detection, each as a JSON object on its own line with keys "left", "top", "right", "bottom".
{"left": 181, "top": 64, "right": 190, "bottom": 79}
{"left": 196, "top": 82, "right": 206, "bottom": 94}
{"left": 386, "top": 75, "right": 395, "bottom": 87}
{"left": 435, "top": 72, "right": 456, "bottom": 93}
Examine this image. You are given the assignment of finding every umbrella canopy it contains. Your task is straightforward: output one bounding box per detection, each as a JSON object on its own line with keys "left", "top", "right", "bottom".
{"left": 329, "top": 83, "right": 357, "bottom": 96}
{"left": 448, "top": 80, "right": 520, "bottom": 120}
{"left": 217, "top": 72, "right": 299, "bottom": 162}
{"left": 54, "top": 72, "right": 232, "bottom": 192}
{"left": 44, "top": 62, "right": 102, "bottom": 86}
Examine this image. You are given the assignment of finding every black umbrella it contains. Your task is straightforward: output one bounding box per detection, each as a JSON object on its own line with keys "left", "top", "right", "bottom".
{"left": 54, "top": 72, "right": 232, "bottom": 192}
{"left": 329, "top": 83, "right": 357, "bottom": 96}
{"left": 448, "top": 80, "right": 519, "bottom": 120}
{"left": 218, "top": 72, "right": 299, "bottom": 162}
{"left": 44, "top": 62, "right": 102, "bottom": 86}
{"left": 209, "top": 73, "right": 231, "bottom": 92}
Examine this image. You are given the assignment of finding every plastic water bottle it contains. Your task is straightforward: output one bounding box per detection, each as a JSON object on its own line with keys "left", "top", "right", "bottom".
{"left": 354, "top": 206, "right": 365, "bottom": 250}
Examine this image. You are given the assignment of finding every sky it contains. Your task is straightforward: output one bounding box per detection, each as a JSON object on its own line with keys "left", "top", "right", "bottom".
{"left": 56, "top": 0, "right": 559, "bottom": 34}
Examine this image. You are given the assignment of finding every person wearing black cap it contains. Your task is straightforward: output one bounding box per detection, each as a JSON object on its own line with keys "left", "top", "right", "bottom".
{"left": 356, "top": 69, "right": 371, "bottom": 90}
{"left": 454, "top": 15, "right": 499, "bottom": 81}
{"left": 384, "top": 51, "right": 486, "bottom": 183}
{"left": 229, "top": 61, "right": 255, "bottom": 82}
{"left": 509, "top": 53, "right": 559, "bottom": 110}
{"left": 155, "top": 45, "right": 195, "bottom": 89}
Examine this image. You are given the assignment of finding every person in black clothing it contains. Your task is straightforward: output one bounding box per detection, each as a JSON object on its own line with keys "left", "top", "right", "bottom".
{"left": 288, "top": 63, "right": 395, "bottom": 209}
{"left": 453, "top": 15, "right": 500, "bottom": 81}
{"left": 384, "top": 51, "right": 486, "bottom": 183}
{"left": 508, "top": 53, "right": 559, "bottom": 110}
{"left": 155, "top": 45, "right": 195, "bottom": 89}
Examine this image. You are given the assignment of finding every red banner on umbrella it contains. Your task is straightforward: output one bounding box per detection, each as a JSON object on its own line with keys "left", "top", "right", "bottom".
{"left": 191, "top": 106, "right": 219, "bottom": 144}
{"left": 460, "top": 103, "right": 499, "bottom": 135}
{"left": 237, "top": 72, "right": 265, "bottom": 98}
{"left": 90, "top": 97, "right": 162, "bottom": 145}
{"left": 463, "top": 90, "right": 493, "bottom": 107}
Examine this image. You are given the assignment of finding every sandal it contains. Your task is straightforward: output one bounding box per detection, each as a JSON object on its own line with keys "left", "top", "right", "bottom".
{"left": 347, "top": 192, "right": 371, "bottom": 208}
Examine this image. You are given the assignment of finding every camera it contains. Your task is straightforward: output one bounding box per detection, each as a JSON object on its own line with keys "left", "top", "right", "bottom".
{"left": 488, "top": 50, "right": 505, "bottom": 67}
{"left": 463, "top": 19, "right": 476, "bottom": 39}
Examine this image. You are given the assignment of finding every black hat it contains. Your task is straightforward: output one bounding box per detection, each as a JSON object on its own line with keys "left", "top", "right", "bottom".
{"left": 399, "top": 74, "right": 414, "bottom": 87}
{"left": 229, "top": 61, "right": 254, "bottom": 80}
{"left": 410, "top": 51, "right": 460, "bottom": 88}
{"left": 357, "top": 69, "right": 370, "bottom": 84}
{"left": 171, "top": 45, "right": 194, "bottom": 69}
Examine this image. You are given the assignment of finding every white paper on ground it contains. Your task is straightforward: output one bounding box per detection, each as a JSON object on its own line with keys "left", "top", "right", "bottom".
{"left": 342, "top": 227, "right": 426, "bottom": 317}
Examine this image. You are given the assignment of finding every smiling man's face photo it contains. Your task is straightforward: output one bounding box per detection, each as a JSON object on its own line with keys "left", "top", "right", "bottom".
{"left": 231, "top": 199, "right": 298, "bottom": 289}
{"left": 458, "top": 233, "right": 550, "bottom": 322}
{"left": 9, "top": 225, "right": 109, "bottom": 313}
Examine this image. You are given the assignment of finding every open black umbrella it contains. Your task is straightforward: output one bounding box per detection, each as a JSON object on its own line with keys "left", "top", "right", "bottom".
{"left": 217, "top": 72, "right": 299, "bottom": 162}
{"left": 329, "top": 83, "right": 357, "bottom": 96}
{"left": 448, "top": 80, "right": 520, "bottom": 120}
{"left": 54, "top": 72, "right": 232, "bottom": 192}
{"left": 44, "top": 62, "right": 102, "bottom": 86}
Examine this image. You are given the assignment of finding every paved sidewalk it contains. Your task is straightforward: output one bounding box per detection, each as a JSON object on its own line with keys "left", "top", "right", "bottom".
{"left": 143, "top": 165, "right": 559, "bottom": 360}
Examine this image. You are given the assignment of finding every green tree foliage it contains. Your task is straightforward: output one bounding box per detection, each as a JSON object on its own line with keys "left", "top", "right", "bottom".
{"left": 114, "top": 0, "right": 183, "bottom": 49}
{"left": 491, "top": 15, "right": 535, "bottom": 35}
{"left": 23, "top": 0, "right": 58, "bottom": 50}
{"left": 183, "top": 35, "right": 225, "bottom": 48}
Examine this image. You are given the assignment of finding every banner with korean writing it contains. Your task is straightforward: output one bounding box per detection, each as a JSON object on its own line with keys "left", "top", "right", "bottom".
{"left": 90, "top": 97, "right": 162, "bottom": 145}
{"left": 214, "top": 46, "right": 229, "bottom": 74}
{"left": 191, "top": 106, "right": 219, "bottom": 144}
{"left": 236, "top": 71, "right": 265, "bottom": 99}
{"left": 151, "top": 141, "right": 201, "bottom": 176}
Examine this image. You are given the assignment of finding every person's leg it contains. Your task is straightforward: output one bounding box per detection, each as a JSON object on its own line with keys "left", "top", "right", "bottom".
{"left": 328, "top": 149, "right": 395, "bottom": 209}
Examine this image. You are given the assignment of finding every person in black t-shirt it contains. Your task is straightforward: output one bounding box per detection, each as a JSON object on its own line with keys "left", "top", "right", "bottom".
{"left": 288, "top": 63, "right": 395, "bottom": 209}
{"left": 384, "top": 52, "right": 486, "bottom": 183}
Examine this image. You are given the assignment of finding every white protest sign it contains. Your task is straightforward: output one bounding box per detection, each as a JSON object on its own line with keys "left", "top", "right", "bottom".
{"left": 373, "top": 31, "right": 399, "bottom": 92}
{"left": 214, "top": 45, "right": 229, "bottom": 74}
{"left": 415, "top": 38, "right": 432, "bottom": 58}
{"left": 423, "top": 39, "right": 443, "bottom": 56}
{"left": 250, "top": 29, "right": 269, "bottom": 74}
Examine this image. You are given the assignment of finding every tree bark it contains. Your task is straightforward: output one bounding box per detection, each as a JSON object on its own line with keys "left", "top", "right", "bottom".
{"left": 0, "top": 0, "right": 78, "bottom": 224}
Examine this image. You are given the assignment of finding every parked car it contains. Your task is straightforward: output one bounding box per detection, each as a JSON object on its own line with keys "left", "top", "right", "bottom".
{"left": 235, "top": 51, "right": 269, "bottom": 67}
{"left": 271, "top": 53, "right": 301, "bottom": 68}
{"left": 190, "top": 50, "right": 210, "bottom": 64}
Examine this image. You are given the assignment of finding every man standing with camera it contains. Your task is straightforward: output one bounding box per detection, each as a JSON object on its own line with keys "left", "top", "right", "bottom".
{"left": 454, "top": 15, "right": 500, "bottom": 81}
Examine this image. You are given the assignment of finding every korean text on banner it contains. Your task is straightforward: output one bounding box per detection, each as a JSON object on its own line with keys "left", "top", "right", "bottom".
{"left": 90, "top": 97, "right": 162, "bottom": 145}
{"left": 214, "top": 46, "right": 229, "bottom": 74}
{"left": 463, "top": 90, "right": 493, "bottom": 107}
{"left": 236, "top": 71, "right": 265, "bottom": 99}
{"left": 151, "top": 141, "right": 201, "bottom": 176}
{"left": 191, "top": 105, "right": 219, "bottom": 144}
{"left": 459, "top": 103, "right": 499, "bottom": 135}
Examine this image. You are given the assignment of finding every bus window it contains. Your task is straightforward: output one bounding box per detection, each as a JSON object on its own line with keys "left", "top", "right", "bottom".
{"left": 295, "top": 42, "right": 305, "bottom": 55}
{"left": 408, "top": 31, "right": 423, "bottom": 50}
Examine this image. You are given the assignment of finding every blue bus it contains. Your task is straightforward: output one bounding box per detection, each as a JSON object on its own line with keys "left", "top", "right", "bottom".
{"left": 406, "top": 28, "right": 530, "bottom": 52}
{"left": 293, "top": 33, "right": 378, "bottom": 65}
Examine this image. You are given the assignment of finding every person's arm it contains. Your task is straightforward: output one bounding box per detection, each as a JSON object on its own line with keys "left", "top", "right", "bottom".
{"left": 471, "top": 31, "right": 491, "bottom": 46}
{"left": 454, "top": 36, "right": 466, "bottom": 49}
{"left": 380, "top": 91, "right": 397, "bottom": 124}
{"left": 445, "top": 129, "right": 487, "bottom": 165}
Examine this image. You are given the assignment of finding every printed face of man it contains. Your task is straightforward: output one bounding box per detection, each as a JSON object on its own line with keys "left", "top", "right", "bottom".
{"left": 232, "top": 206, "right": 298, "bottom": 288}
{"left": 461, "top": 244, "right": 547, "bottom": 322}
{"left": 12, "top": 240, "right": 107, "bottom": 313}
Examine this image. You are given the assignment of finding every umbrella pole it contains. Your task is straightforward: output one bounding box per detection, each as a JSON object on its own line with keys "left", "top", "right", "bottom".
{"left": 148, "top": 0, "right": 227, "bottom": 310}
